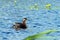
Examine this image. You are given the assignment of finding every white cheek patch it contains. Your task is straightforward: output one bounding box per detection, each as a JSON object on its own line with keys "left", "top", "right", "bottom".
{"left": 23, "top": 19, "right": 25, "bottom": 21}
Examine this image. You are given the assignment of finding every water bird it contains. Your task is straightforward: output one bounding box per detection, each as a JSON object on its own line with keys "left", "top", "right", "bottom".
{"left": 12, "top": 18, "right": 27, "bottom": 30}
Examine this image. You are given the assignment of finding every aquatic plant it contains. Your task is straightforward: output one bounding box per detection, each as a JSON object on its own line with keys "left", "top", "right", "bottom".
{"left": 24, "top": 30, "right": 57, "bottom": 40}
{"left": 29, "top": 3, "right": 39, "bottom": 10}
{"left": 45, "top": 4, "right": 51, "bottom": 10}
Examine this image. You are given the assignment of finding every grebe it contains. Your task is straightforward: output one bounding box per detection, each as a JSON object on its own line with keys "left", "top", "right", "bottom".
{"left": 13, "top": 18, "right": 27, "bottom": 30}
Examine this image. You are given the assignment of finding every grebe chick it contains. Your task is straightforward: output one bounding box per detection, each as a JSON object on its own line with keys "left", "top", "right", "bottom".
{"left": 13, "top": 18, "right": 27, "bottom": 30}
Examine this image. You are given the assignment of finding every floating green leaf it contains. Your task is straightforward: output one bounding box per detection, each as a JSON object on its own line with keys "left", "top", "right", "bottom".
{"left": 29, "top": 3, "right": 39, "bottom": 10}
{"left": 45, "top": 4, "right": 51, "bottom": 10}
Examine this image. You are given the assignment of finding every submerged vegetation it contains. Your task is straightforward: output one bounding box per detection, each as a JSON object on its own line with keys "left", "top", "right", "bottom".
{"left": 24, "top": 30, "right": 57, "bottom": 40}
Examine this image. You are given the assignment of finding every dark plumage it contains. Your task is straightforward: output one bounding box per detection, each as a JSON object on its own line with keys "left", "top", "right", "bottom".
{"left": 12, "top": 18, "right": 27, "bottom": 30}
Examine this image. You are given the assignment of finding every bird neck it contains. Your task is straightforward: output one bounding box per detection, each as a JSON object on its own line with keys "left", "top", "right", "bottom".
{"left": 22, "top": 20, "right": 26, "bottom": 24}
